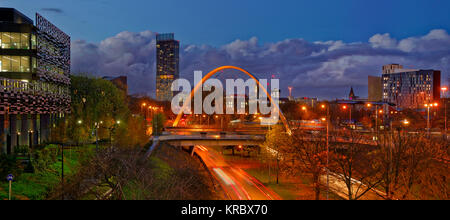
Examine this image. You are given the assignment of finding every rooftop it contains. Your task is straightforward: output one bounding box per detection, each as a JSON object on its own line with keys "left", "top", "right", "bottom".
{"left": 0, "top": 8, "right": 33, "bottom": 25}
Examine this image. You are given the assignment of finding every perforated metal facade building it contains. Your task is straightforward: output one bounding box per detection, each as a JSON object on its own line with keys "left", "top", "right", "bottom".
{"left": 0, "top": 8, "right": 70, "bottom": 154}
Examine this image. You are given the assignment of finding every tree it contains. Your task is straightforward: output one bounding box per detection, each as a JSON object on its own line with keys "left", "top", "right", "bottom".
{"left": 51, "top": 75, "right": 149, "bottom": 148}
{"left": 152, "top": 113, "right": 166, "bottom": 136}
{"left": 263, "top": 126, "right": 327, "bottom": 200}
{"left": 263, "top": 125, "right": 291, "bottom": 185}
{"left": 374, "top": 131, "right": 449, "bottom": 200}
{"left": 329, "top": 131, "right": 382, "bottom": 200}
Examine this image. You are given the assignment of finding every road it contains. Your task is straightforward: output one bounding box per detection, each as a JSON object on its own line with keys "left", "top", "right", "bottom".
{"left": 195, "top": 145, "right": 281, "bottom": 200}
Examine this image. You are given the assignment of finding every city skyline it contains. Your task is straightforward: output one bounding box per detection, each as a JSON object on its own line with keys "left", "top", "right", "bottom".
{"left": 0, "top": 3, "right": 448, "bottom": 203}
{"left": 2, "top": 0, "right": 449, "bottom": 99}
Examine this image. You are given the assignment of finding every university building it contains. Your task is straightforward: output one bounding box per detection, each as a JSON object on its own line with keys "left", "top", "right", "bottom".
{"left": 0, "top": 8, "right": 71, "bottom": 154}
{"left": 156, "top": 33, "right": 179, "bottom": 101}
{"left": 381, "top": 64, "right": 441, "bottom": 109}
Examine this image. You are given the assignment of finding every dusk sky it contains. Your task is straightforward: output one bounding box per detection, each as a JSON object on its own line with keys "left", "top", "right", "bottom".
{"left": 2, "top": 0, "right": 450, "bottom": 99}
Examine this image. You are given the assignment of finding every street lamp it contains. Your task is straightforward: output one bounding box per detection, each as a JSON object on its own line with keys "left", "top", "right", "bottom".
{"left": 321, "top": 103, "right": 330, "bottom": 200}
{"left": 442, "top": 87, "right": 448, "bottom": 139}
{"left": 425, "top": 103, "right": 438, "bottom": 137}
{"left": 342, "top": 105, "right": 352, "bottom": 128}
{"left": 403, "top": 119, "right": 410, "bottom": 126}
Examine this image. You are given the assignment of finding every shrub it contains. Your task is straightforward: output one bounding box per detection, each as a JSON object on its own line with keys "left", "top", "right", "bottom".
{"left": 32, "top": 148, "right": 58, "bottom": 173}
{"left": 0, "top": 154, "right": 22, "bottom": 181}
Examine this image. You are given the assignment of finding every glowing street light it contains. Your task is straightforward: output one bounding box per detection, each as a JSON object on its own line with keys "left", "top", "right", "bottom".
{"left": 320, "top": 103, "right": 330, "bottom": 200}
{"left": 403, "top": 119, "right": 410, "bottom": 126}
{"left": 425, "top": 102, "right": 438, "bottom": 137}
{"left": 442, "top": 87, "right": 448, "bottom": 139}
{"left": 301, "top": 106, "right": 307, "bottom": 111}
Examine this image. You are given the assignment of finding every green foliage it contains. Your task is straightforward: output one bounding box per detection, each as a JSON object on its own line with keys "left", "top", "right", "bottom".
{"left": 55, "top": 75, "right": 129, "bottom": 145}
{"left": 0, "top": 154, "right": 22, "bottom": 181}
{"left": 149, "top": 157, "right": 174, "bottom": 181}
{"left": 151, "top": 113, "right": 166, "bottom": 136}
{"left": 14, "top": 146, "right": 30, "bottom": 155}
{"left": 32, "top": 147, "right": 58, "bottom": 173}
{"left": 0, "top": 144, "right": 95, "bottom": 200}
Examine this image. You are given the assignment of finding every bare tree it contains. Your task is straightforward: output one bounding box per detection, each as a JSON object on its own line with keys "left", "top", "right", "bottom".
{"left": 375, "top": 130, "right": 449, "bottom": 200}
{"left": 329, "top": 130, "right": 383, "bottom": 200}
{"left": 263, "top": 126, "right": 327, "bottom": 200}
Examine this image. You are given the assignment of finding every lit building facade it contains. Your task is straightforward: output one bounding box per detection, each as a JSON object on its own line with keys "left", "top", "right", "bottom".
{"left": 0, "top": 8, "right": 70, "bottom": 154}
{"left": 156, "top": 33, "right": 179, "bottom": 101}
{"left": 382, "top": 64, "right": 441, "bottom": 109}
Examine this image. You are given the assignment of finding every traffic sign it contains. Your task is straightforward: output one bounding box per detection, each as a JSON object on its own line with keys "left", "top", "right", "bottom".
{"left": 6, "top": 174, "right": 14, "bottom": 181}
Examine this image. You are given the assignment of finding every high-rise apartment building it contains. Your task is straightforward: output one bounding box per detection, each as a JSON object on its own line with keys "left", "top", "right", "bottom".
{"left": 156, "top": 33, "right": 179, "bottom": 101}
{"left": 382, "top": 64, "right": 441, "bottom": 109}
{"left": 0, "top": 8, "right": 71, "bottom": 153}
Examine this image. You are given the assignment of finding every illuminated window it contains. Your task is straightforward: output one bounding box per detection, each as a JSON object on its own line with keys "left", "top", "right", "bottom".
{"left": 0, "top": 56, "right": 32, "bottom": 73}
{"left": 1, "top": 33, "right": 11, "bottom": 48}
{"left": 31, "top": 34, "right": 36, "bottom": 49}
{"left": 10, "top": 33, "right": 20, "bottom": 49}
{"left": 1, "top": 56, "right": 11, "bottom": 72}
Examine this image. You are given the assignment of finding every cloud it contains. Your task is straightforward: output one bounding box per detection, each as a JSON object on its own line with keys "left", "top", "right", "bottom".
{"left": 71, "top": 29, "right": 450, "bottom": 99}
{"left": 369, "top": 33, "right": 397, "bottom": 49}
{"left": 41, "top": 8, "right": 64, "bottom": 14}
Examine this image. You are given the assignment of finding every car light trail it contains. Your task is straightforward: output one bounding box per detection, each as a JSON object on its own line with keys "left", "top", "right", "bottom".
{"left": 213, "top": 168, "right": 243, "bottom": 200}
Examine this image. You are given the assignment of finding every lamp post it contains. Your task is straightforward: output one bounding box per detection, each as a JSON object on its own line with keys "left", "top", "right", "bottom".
{"left": 94, "top": 122, "right": 100, "bottom": 151}
{"left": 141, "top": 103, "right": 147, "bottom": 120}
{"left": 442, "top": 87, "right": 448, "bottom": 140}
{"left": 342, "top": 105, "right": 351, "bottom": 128}
{"left": 425, "top": 103, "right": 438, "bottom": 137}
{"left": 321, "top": 104, "right": 330, "bottom": 200}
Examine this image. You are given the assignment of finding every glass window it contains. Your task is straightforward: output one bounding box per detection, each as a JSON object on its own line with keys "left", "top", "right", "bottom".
{"left": 32, "top": 57, "right": 37, "bottom": 71}
{"left": 11, "top": 56, "right": 20, "bottom": 72}
{"left": 2, "top": 33, "right": 11, "bottom": 48}
{"left": 20, "top": 33, "right": 29, "bottom": 49}
{"left": 10, "top": 33, "right": 20, "bottom": 49}
{"left": 0, "top": 56, "right": 32, "bottom": 72}
{"left": 21, "top": 57, "right": 30, "bottom": 72}
{"left": 1, "top": 56, "right": 11, "bottom": 72}
{"left": 0, "top": 32, "right": 32, "bottom": 49}
{"left": 31, "top": 34, "right": 36, "bottom": 49}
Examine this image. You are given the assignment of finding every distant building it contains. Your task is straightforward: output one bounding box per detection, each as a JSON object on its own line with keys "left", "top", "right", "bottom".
{"left": 103, "top": 76, "right": 128, "bottom": 95}
{"left": 368, "top": 76, "right": 382, "bottom": 102}
{"left": 382, "top": 64, "right": 403, "bottom": 74}
{"left": 382, "top": 64, "right": 441, "bottom": 109}
{"left": 156, "top": 33, "right": 179, "bottom": 101}
{"left": 0, "top": 8, "right": 71, "bottom": 153}
{"left": 295, "top": 97, "right": 318, "bottom": 108}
